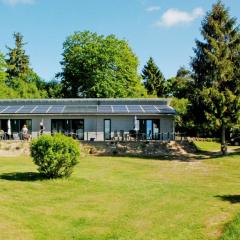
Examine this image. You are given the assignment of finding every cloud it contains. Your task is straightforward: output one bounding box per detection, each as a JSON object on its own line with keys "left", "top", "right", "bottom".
{"left": 1, "top": 0, "right": 35, "bottom": 6}
{"left": 156, "top": 7, "right": 204, "bottom": 27}
{"left": 146, "top": 6, "right": 160, "bottom": 12}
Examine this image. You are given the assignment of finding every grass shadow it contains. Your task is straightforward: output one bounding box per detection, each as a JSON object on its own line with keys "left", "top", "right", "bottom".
{"left": 0, "top": 172, "right": 44, "bottom": 181}
{"left": 216, "top": 195, "right": 240, "bottom": 204}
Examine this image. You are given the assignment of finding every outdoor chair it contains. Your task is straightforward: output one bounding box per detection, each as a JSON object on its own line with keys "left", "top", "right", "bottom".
{"left": 112, "top": 130, "right": 119, "bottom": 141}
{"left": 129, "top": 130, "right": 137, "bottom": 141}
{"left": 0, "top": 130, "right": 5, "bottom": 140}
{"left": 13, "top": 132, "right": 20, "bottom": 140}
{"left": 119, "top": 130, "right": 124, "bottom": 142}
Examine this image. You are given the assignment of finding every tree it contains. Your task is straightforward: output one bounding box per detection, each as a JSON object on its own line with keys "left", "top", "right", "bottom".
{"left": 6, "top": 32, "right": 30, "bottom": 82}
{"left": 190, "top": 1, "right": 240, "bottom": 154}
{"left": 58, "top": 31, "right": 146, "bottom": 98}
{"left": 142, "top": 57, "right": 165, "bottom": 97}
{"left": 166, "top": 67, "right": 193, "bottom": 98}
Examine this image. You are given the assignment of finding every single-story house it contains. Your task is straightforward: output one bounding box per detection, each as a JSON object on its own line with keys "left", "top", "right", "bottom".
{"left": 0, "top": 98, "right": 176, "bottom": 141}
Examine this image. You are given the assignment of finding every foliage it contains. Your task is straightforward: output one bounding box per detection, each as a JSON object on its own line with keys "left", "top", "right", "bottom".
{"left": 31, "top": 134, "right": 80, "bottom": 178}
{"left": 166, "top": 67, "right": 193, "bottom": 98}
{"left": 142, "top": 57, "right": 165, "bottom": 97}
{"left": 5, "top": 32, "right": 30, "bottom": 81}
{"left": 58, "top": 31, "right": 146, "bottom": 98}
{"left": 44, "top": 80, "right": 63, "bottom": 98}
{"left": 190, "top": 1, "right": 240, "bottom": 153}
{"left": 170, "top": 97, "right": 194, "bottom": 133}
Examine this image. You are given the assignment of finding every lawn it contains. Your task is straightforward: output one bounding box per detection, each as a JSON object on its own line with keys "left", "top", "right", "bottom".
{"left": 0, "top": 152, "right": 240, "bottom": 239}
{"left": 194, "top": 141, "right": 240, "bottom": 152}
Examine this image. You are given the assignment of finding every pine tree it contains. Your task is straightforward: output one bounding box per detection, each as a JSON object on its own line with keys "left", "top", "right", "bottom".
{"left": 6, "top": 32, "right": 30, "bottom": 81}
{"left": 190, "top": 1, "right": 240, "bottom": 154}
{"left": 142, "top": 57, "right": 165, "bottom": 97}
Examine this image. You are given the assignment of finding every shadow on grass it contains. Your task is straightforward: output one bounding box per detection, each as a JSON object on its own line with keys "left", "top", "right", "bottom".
{"left": 0, "top": 172, "right": 44, "bottom": 181}
{"left": 216, "top": 195, "right": 240, "bottom": 204}
{"left": 95, "top": 150, "right": 240, "bottom": 162}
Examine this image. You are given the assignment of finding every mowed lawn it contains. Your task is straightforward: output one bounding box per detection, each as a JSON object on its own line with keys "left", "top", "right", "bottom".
{"left": 0, "top": 152, "right": 240, "bottom": 240}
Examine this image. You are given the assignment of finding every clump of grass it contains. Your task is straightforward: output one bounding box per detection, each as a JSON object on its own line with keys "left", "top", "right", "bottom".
{"left": 220, "top": 213, "right": 240, "bottom": 240}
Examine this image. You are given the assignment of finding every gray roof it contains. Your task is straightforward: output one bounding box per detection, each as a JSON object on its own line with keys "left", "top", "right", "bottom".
{"left": 0, "top": 98, "right": 176, "bottom": 115}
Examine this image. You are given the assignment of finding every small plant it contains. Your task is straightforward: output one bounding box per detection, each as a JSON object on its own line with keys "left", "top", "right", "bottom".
{"left": 31, "top": 134, "right": 80, "bottom": 178}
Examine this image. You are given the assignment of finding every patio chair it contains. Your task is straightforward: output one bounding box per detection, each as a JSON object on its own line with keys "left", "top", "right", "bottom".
{"left": 119, "top": 130, "right": 124, "bottom": 142}
{"left": 13, "top": 132, "right": 20, "bottom": 140}
{"left": 112, "top": 130, "right": 119, "bottom": 141}
{"left": 0, "top": 130, "right": 5, "bottom": 140}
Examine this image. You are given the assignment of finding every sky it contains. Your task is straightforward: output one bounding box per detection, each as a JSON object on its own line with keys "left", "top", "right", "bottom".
{"left": 0, "top": 0, "right": 239, "bottom": 81}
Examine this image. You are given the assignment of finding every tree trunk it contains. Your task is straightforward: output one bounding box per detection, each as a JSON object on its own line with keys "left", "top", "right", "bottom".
{"left": 221, "top": 123, "right": 227, "bottom": 155}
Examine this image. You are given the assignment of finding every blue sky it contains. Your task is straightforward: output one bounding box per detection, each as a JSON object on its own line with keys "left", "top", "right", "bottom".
{"left": 0, "top": 0, "right": 239, "bottom": 81}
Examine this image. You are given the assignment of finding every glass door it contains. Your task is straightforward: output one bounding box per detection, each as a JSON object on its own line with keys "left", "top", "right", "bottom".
{"left": 146, "top": 120, "right": 153, "bottom": 140}
{"left": 104, "top": 119, "right": 111, "bottom": 140}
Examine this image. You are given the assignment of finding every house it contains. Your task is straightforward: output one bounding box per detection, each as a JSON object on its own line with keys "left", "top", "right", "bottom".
{"left": 0, "top": 98, "right": 176, "bottom": 141}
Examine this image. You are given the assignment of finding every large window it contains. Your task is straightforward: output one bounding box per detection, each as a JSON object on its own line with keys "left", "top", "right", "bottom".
{"left": 9, "top": 119, "right": 32, "bottom": 133}
{"left": 51, "top": 119, "right": 84, "bottom": 140}
{"left": 139, "top": 119, "right": 160, "bottom": 140}
{"left": 104, "top": 119, "right": 111, "bottom": 140}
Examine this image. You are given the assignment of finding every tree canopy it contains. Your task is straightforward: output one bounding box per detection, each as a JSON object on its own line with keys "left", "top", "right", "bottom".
{"left": 58, "top": 31, "right": 146, "bottom": 98}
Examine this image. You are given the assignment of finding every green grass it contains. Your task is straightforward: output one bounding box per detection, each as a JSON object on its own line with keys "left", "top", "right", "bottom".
{"left": 220, "top": 213, "right": 240, "bottom": 240}
{"left": 0, "top": 152, "right": 240, "bottom": 240}
{"left": 194, "top": 141, "right": 240, "bottom": 152}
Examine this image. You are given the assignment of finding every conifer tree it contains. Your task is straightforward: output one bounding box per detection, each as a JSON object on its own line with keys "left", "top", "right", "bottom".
{"left": 6, "top": 32, "right": 30, "bottom": 81}
{"left": 190, "top": 1, "right": 240, "bottom": 154}
{"left": 142, "top": 57, "right": 165, "bottom": 97}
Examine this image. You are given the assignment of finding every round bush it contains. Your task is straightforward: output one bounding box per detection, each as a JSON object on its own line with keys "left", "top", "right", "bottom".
{"left": 31, "top": 134, "right": 80, "bottom": 178}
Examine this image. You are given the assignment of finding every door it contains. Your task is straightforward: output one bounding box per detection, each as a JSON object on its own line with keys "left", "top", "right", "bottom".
{"left": 104, "top": 119, "right": 111, "bottom": 140}
{"left": 146, "top": 120, "right": 153, "bottom": 140}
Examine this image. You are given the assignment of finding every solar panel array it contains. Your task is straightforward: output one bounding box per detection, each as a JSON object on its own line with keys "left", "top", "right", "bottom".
{"left": 0, "top": 105, "right": 175, "bottom": 114}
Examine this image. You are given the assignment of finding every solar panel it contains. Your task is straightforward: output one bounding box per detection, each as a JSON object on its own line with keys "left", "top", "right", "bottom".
{"left": 155, "top": 105, "right": 175, "bottom": 113}
{"left": 112, "top": 105, "right": 128, "bottom": 113}
{"left": 0, "top": 106, "right": 8, "bottom": 113}
{"left": 63, "top": 105, "right": 97, "bottom": 113}
{"left": 126, "top": 105, "right": 143, "bottom": 113}
{"left": 98, "top": 105, "right": 112, "bottom": 113}
{"left": 32, "top": 105, "right": 51, "bottom": 113}
{"left": 2, "top": 106, "right": 22, "bottom": 113}
{"left": 48, "top": 105, "right": 65, "bottom": 114}
{"left": 141, "top": 105, "right": 158, "bottom": 113}
{"left": 17, "top": 105, "right": 36, "bottom": 113}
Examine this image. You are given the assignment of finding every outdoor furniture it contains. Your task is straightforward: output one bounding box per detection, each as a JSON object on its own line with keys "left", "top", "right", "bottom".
{"left": 13, "top": 132, "right": 20, "bottom": 140}
{"left": 0, "top": 130, "right": 5, "bottom": 140}
{"left": 129, "top": 130, "right": 137, "bottom": 141}
{"left": 119, "top": 130, "right": 124, "bottom": 141}
{"left": 112, "top": 130, "right": 119, "bottom": 141}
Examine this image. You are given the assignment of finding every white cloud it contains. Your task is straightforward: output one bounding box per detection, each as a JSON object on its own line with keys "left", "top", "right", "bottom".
{"left": 146, "top": 6, "right": 160, "bottom": 12}
{"left": 2, "top": 0, "right": 35, "bottom": 6}
{"left": 156, "top": 7, "right": 204, "bottom": 27}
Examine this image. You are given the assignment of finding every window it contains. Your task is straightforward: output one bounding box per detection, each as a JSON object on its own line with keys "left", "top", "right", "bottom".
{"left": 11, "top": 119, "right": 32, "bottom": 133}
{"left": 51, "top": 119, "right": 84, "bottom": 140}
{"left": 104, "top": 119, "right": 111, "bottom": 140}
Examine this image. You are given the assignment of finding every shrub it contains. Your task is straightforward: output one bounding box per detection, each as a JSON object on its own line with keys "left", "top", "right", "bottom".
{"left": 31, "top": 134, "right": 80, "bottom": 178}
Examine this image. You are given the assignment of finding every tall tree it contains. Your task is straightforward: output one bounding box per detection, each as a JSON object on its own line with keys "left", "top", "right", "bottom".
{"left": 190, "top": 1, "right": 240, "bottom": 154}
{"left": 0, "top": 52, "right": 7, "bottom": 82}
{"left": 58, "top": 31, "right": 146, "bottom": 98}
{"left": 6, "top": 32, "right": 30, "bottom": 81}
{"left": 142, "top": 57, "right": 165, "bottom": 97}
